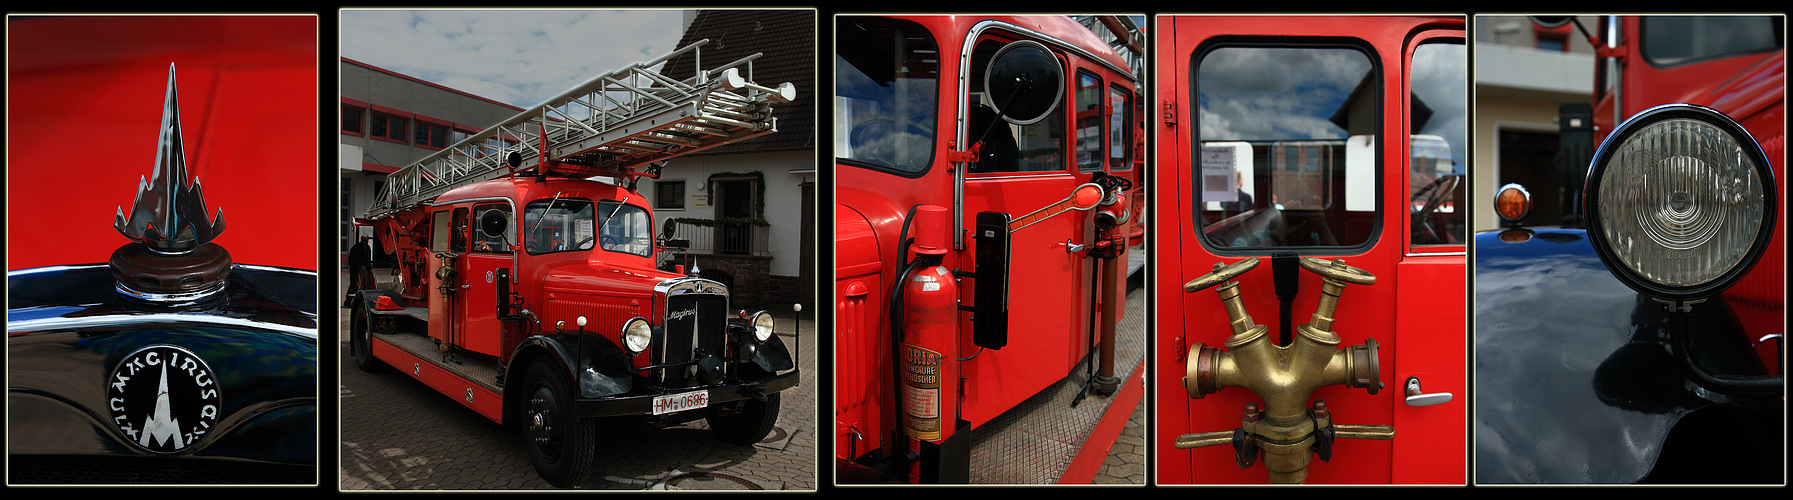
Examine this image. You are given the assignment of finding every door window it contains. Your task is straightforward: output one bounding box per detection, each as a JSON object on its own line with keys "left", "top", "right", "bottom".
{"left": 1193, "top": 43, "right": 1380, "bottom": 251}
{"left": 968, "top": 38, "right": 1067, "bottom": 174}
{"left": 1075, "top": 70, "right": 1104, "bottom": 172}
{"left": 472, "top": 203, "right": 513, "bottom": 254}
{"left": 1109, "top": 84, "right": 1134, "bottom": 171}
{"left": 836, "top": 17, "right": 939, "bottom": 175}
{"left": 1408, "top": 41, "right": 1467, "bottom": 247}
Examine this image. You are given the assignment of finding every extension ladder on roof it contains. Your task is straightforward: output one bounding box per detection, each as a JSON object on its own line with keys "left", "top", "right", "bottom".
{"left": 364, "top": 38, "right": 794, "bottom": 220}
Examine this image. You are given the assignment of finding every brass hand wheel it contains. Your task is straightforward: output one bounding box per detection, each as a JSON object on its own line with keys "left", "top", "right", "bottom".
{"left": 1297, "top": 257, "right": 1375, "bottom": 286}
{"left": 1183, "top": 257, "right": 1259, "bottom": 293}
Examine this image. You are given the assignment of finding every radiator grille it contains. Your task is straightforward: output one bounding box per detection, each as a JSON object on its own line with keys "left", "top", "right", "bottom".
{"left": 657, "top": 292, "right": 727, "bottom": 387}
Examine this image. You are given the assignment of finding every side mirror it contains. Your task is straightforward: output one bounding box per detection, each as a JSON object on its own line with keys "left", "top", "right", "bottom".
{"left": 983, "top": 40, "right": 1064, "bottom": 126}
{"left": 479, "top": 208, "right": 509, "bottom": 239}
{"left": 1529, "top": 16, "right": 1573, "bottom": 28}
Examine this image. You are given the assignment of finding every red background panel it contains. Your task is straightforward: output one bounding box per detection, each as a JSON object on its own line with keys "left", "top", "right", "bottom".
{"left": 7, "top": 15, "right": 320, "bottom": 271}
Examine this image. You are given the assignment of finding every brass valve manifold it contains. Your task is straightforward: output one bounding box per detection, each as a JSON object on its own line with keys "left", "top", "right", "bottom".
{"left": 1176, "top": 257, "right": 1392, "bottom": 484}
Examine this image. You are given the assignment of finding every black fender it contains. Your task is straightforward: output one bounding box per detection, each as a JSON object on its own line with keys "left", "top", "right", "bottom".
{"left": 349, "top": 287, "right": 406, "bottom": 309}
{"left": 737, "top": 327, "right": 796, "bottom": 379}
{"left": 508, "top": 332, "right": 635, "bottom": 401}
{"left": 1472, "top": 228, "right": 1781, "bottom": 483}
{"left": 346, "top": 288, "right": 408, "bottom": 359}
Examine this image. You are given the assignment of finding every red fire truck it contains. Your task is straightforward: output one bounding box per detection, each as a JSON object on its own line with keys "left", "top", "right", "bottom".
{"left": 1154, "top": 15, "right": 1468, "bottom": 484}
{"left": 343, "top": 40, "right": 800, "bottom": 487}
{"left": 834, "top": 15, "right": 1146, "bottom": 483}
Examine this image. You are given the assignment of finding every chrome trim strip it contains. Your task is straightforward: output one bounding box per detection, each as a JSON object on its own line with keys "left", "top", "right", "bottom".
{"left": 6, "top": 313, "right": 319, "bottom": 340}
{"left": 653, "top": 276, "right": 730, "bottom": 296}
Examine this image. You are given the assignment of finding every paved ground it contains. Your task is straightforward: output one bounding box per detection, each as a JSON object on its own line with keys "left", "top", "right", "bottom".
{"left": 1091, "top": 392, "right": 1146, "bottom": 485}
{"left": 336, "top": 270, "right": 818, "bottom": 490}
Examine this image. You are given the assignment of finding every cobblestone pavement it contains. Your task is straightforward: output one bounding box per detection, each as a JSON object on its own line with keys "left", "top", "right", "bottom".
{"left": 337, "top": 271, "right": 818, "bottom": 490}
{"left": 1091, "top": 395, "right": 1146, "bottom": 485}
{"left": 1092, "top": 287, "right": 1147, "bottom": 485}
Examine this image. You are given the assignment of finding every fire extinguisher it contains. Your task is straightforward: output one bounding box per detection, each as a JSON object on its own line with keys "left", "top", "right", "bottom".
{"left": 896, "top": 205, "right": 959, "bottom": 444}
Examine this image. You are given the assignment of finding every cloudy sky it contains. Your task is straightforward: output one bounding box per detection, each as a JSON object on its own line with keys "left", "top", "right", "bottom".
{"left": 340, "top": 9, "right": 689, "bottom": 108}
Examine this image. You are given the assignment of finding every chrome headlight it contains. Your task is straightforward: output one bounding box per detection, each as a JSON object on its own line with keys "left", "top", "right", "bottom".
{"left": 1584, "top": 103, "right": 1776, "bottom": 301}
{"left": 748, "top": 310, "right": 774, "bottom": 343}
{"left": 621, "top": 317, "right": 652, "bottom": 354}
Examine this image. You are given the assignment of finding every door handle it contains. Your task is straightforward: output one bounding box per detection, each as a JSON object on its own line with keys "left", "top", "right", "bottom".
{"left": 1066, "top": 239, "right": 1087, "bottom": 254}
{"left": 1403, "top": 376, "right": 1452, "bottom": 407}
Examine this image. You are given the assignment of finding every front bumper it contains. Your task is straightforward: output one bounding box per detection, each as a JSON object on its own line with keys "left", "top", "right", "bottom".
{"left": 573, "top": 368, "right": 799, "bottom": 419}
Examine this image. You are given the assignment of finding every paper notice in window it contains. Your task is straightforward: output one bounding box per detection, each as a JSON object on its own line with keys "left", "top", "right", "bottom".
{"left": 1201, "top": 146, "right": 1237, "bottom": 204}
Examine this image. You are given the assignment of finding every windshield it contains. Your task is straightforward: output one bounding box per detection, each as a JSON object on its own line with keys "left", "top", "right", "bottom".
{"left": 1194, "top": 44, "right": 1380, "bottom": 250}
{"left": 836, "top": 17, "right": 939, "bottom": 174}
{"left": 522, "top": 198, "right": 653, "bottom": 257}
{"left": 1641, "top": 16, "right": 1782, "bottom": 67}
{"left": 524, "top": 198, "right": 595, "bottom": 255}
{"left": 597, "top": 201, "right": 653, "bottom": 257}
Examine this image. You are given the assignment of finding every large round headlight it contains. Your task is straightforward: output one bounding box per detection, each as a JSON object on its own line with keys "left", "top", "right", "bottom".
{"left": 621, "top": 317, "right": 652, "bottom": 354}
{"left": 748, "top": 310, "right": 774, "bottom": 343}
{"left": 1584, "top": 103, "right": 1776, "bottom": 301}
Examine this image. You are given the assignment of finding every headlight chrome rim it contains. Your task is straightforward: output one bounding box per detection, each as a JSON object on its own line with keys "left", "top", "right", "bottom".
{"left": 1583, "top": 103, "right": 1777, "bottom": 301}
{"left": 621, "top": 317, "right": 652, "bottom": 354}
{"left": 748, "top": 310, "right": 774, "bottom": 343}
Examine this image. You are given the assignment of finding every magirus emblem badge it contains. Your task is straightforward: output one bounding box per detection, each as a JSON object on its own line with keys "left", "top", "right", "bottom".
{"left": 107, "top": 344, "right": 223, "bottom": 454}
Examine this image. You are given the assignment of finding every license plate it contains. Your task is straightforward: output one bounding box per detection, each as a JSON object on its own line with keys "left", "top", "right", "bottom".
{"left": 652, "top": 390, "right": 708, "bottom": 415}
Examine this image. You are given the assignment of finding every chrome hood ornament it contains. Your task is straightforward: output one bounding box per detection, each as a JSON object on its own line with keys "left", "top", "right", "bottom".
{"left": 115, "top": 63, "right": 226, "bottom": 251}
{"left": 109, "top": 64, "right": 232, "bottom": 302}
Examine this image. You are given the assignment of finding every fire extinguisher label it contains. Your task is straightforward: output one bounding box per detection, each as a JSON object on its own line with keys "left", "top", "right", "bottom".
{"left": 901, "top": 343, "right": 943, "bottom": 441}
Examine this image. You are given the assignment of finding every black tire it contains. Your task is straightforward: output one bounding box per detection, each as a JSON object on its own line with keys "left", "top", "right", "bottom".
{"left": 708, "top": 392, "right": 780, "bottom": 447}
{"left": 522, "top": 361, "right": 597, "bottom": 487}
{"left": 351, "top": 306, "right": 383, "bottom": 373}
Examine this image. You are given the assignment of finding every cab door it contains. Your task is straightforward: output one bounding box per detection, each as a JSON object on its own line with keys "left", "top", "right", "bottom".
{"left": 1156, "top": 15, "right": 1463, "bottom": 484}
{"left": 458, "top": 201, "right": 515, "bottom": 358}
{"left": 1391, "top": 30, "right": 1467, "bottom": 484}
{"left": 954, "top": 27, "right": 1095, "bottom": 427}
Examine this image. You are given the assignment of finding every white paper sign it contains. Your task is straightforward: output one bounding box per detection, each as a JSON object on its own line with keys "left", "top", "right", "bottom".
{"left": 1201, "top": 146, "right": 1237, "bottom": 203}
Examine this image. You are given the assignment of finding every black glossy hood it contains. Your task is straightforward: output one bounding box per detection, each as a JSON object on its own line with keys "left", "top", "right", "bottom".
{"left": 1472, "top": 228, "right": 1779, "bottom": 484}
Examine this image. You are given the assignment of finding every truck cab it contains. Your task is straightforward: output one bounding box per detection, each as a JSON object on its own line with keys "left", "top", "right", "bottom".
{"left": 834, "top": 15, "right": 1145, "bottom": 483}
{"left": 1154, "top": 15, "right": 1468, "bottom": 484}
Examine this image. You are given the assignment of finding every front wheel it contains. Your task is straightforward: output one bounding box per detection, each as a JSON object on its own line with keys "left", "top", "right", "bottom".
{"left": 708, "top": 392, "right": 781, "bottom": 447}
{"left": 523, "top": 361, "right": 597, "bottom": 487}
{"left": 351, "top": 307, "right": 383, "bottom": 373}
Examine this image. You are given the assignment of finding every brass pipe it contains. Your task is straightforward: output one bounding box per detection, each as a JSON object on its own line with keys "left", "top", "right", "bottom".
{"left": 1174, "top": 431, "right": 1234, "bottom": 449}
{"left": 1179, "top": 258, "right": 1384, "bottom": 483}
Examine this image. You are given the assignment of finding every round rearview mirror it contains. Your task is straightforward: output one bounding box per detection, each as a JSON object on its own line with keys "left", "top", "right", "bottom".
{"left": 983, "top": 40, "right": 1064, "bottom": 126}
{"left": 479, "top": 208, "right": 509, "bottom": 239}
{"left": 662, "top": 218, "right": 678, "bottom": 238}
{"left": 1530, "top": 16, "right": 1573, "bottom": 29}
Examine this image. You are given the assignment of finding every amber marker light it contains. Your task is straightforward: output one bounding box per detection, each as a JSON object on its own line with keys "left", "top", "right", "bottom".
{"left": 1494, "top": 183, "right": 1530, "bottom": 225}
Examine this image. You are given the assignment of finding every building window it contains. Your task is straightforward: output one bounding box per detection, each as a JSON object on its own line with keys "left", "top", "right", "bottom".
{"left": 370, "top": 112, "right": 407, "bottom": 143}
{"left": 655, "top": 180, "right": 686, "bottom": 209}
{"left": 416, "top": 120, "right": 448, "bottom": 149}
{"left": 342, "top": 105, "right": 364, "bottom": 135}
